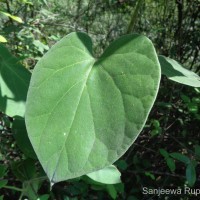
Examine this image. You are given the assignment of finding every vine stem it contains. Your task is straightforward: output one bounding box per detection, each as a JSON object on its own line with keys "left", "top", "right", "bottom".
{"left": 127, "top": 0, "right": 144, "bottom": 34}
{"left": 3, "top": 185, "right": 23, "bottom": 192}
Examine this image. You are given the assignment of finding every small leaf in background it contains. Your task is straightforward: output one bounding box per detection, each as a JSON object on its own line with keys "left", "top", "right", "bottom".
{"left": 159, "top": 55, "right": 200, "bottom": 87}
{"left": 86, "top": 165, "right": 121, "bottom": 184}
{"left": 10, "top": 15, "right": 23, "bottom": 23}
{"left": 48, "top": 35, "right": 61, "bottom": 41}
{"left": 114, "top": 182, "right": 124, "bottom": 194}
{"left": 159, "top": 148, "right": 169, "bottom": 158}
{"left": 159, "top": 149, "right": 175, "bottom": 172}
{"left": 145, "top": 172, "right": 155, "bottom": 180}
{"left": 187, "top": 102, "right": 198, "bottom": 114}
{"left": 106, "top": 185, "right": 117, "bottom": 199}
{"left": 166, "top": 158, "right": 176, "bottom": 172}
{"left": 152, "top": 119, "right": 160, "bottom": 128}
{"left": 18, "top": 0, "right": 33, "bottom": 5}
{"left": 11, "top": 159, "right": 36, "bottom": 181}
{"left": 180, "top": 94, "right": 191, "bottom": 103}
{"left": 41, "top": 0, "right": 48, "bottom": 6}
{"left": 0, "top": 35, "right": 7, "bottom": 43}
{"left": 33, "top": 40, "right": 49, "bottom": 54}
{"left": 150, "top": 119, "right": 162, "bottom": 137}
{"left": 0, "top": 11, "right": 23, "bottom": 23}
{"left": 186, "top": 161, "right": 196, "bottom": 187}
{"left": 115, "top": 160, "right": 128, "bottom": 171}
{"left": 150, "top": 128, "right": 161, "bottom": 137}
{"left": 156, "top": 102, "right": 172, "bottom": 108}
{"left": 23, "top": 180, "right": 40, "bottom": 200}
{"left": 192, "top": 97, "right": 200, "bottom": 104}
{"left": 170, "top": 152, "right": 190, "bottom": 164}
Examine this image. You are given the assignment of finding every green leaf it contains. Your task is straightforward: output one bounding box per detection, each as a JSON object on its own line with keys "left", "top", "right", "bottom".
{"left": 152, "top": 119, "right": 160, "bottom": 128}
{"left": 160, "top": 149, "right": 175, "bottom": 172}
{"left": 25, "top": 32, "right": 161, "bottom": 183}
{"left": 150, "top": 128, "right": 161, "bottom": 137}
{"left": 106, "top": 185, "right": 118, "bottom": 199}
{"left": 115, "top": 159, "right": 128, "bottom": 171}
{"left": 114, "top": 182, "right": 124, "bottom": 193}
{"left": 186, "top": 162, "right": 196, "bottom": 187}
{"left": 192, "top": 97, "right": 200, "bottom": 104}
{"left": 0, "top": 11, "right": 23, "bottom": 23}
{"left": 81, "top": 175, "right": 103, "bottom": 186}
{"left": 10, "top": 15, "right": 23, "bottom": 23}
{"left": 187, "top": 102, "right": 198, "bottom": 113}
{"left": 0, "top": 180, "right": 8, "bottom": 188}
{"left": 0, "top": 44, "right": 31, "bottom": 117}
{"left": 166, "top": 158, "right": 175, "bottom": 172}
{"left": 18, "top": 0, "right": 33, "bottom": 5}
{"left": 33, "top": 40, "right": 49, "bottom": 54}
{"left": 159, "top": 148, "right": 169, "bottom": 158}
{"left": 22, "top": 175, "right": 47, "bottom": 200}
{"left": 159, "top": 55, "right": 200, "bottom": 87}
{"left": 11, "top": 159, "right": 36, "bottom": 181}
{"left": 0, "top": 35, "right": 7, "bottom": 43}
{"left": 180, "top": 94, "right": 190, "bottom": 103}
{"left": 12, "top": 117, "right": 37, "bottom": 159}
{"left": 22, "top": 180, "right": 40, "bottom": 200}
{"left": 42, "top": 0, "right": 48, "bottom": 6}
{"left": 170, "top": 152, "right": 190, "bottom": 164}
{"left": 86, "top": 165, "right": 121, "bottom": 184}
{"left": 144, "top": 171, "right": 155, "bottom": 180}
{"left": 37, "top": 194, "right": 50, "bottom": 200}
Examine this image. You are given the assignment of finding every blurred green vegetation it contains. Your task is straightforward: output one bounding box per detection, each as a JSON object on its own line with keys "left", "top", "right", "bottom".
{"left": 0, "top": 0, "right": 200, "bottom": 199}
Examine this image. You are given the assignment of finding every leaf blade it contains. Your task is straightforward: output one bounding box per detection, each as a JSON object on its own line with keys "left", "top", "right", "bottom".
{"left": 0, "top": 44, "right": 31, "bottom": 117}
{"left": 186, "top": 162, "right": 196, "bottom": 187}
{"left": 25, "top": 32, "right": 161, "bottom": 183}
{"left": 86, "top": 165, "right": 121, "bottom": 184}
{"left": 159, "top": 55, "right": 200, "bottom": 87}
{"left": 0, "top": 35, "right": 7, "bottom": 43}
{"left": 0, "top": 11, "right": 23, "bottom": 23}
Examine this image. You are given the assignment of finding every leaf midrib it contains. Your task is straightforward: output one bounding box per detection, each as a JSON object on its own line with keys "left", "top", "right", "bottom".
{"left": 50, "top": 61, "right": 94, "bottom": 181}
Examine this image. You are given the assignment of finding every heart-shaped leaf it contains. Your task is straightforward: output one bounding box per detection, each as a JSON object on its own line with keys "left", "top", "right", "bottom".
{"left": 0, "top": 44, "right": 31, "bottom": 117}
{"left": 25, "top": 32, "right": 161, "bottom": 183}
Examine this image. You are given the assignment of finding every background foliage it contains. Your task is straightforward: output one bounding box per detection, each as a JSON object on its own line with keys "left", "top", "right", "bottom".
{"left": 0, "top": 0, "right": 199, "bottom": 199}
